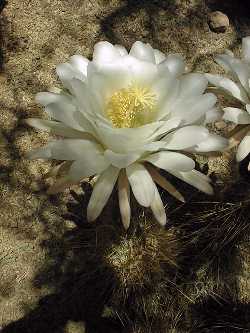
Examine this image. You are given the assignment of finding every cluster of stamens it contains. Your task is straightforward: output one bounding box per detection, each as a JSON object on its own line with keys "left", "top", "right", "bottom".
{"left": 106, "top": 85, "right": 157, "bottom": 128}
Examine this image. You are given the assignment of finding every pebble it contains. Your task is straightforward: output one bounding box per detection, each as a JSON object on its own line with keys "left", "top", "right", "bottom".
{"left": 208, "top": 11, "right": 229, "bottom": 33}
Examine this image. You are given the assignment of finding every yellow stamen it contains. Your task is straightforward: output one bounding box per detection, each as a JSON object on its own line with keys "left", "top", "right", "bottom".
{"left": 106, "top": 85, "right": 157, "bottom": 128}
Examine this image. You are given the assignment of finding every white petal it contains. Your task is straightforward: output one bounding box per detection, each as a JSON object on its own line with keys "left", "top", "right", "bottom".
{"left": 163, "top": 126, "right": 209, "bottom": 150}
{"left": 56, "top": 63, "right": 74, "bottom": 89}
{"left": 69, "top": 79, "right": 108, "bottom": 124}
{"left": 56, "top": 63, "right": 86, "bottom": 91}
{"left": 93, "top": 41, "right": 121, "bottom": 63}
{"left": 223, "top": 107, "right": 250, "bottom": 124}
{"left": 27, "top": 139, "right": 103, "bottom": 161}
{"left": 87, "top": 62, "right": 131, "bottom": 103}
{"left": 190, "top": 134, "right": 228, "bottom": 152}
{"left": 25, "top": 118, "right": 91, "bottom": 138}
{"left": 119, "top": 55, "right": 158, "bottom": 86}
{"left": 26, "top": 145, "right": 53, "bottom": 160}
{"left": 48, "top": 87, "right": 62, "bottom": 94}
{"left": 215, "top": 53, "right": 234, "bottom": 72}
{"left": 68, "top": 155, "right": 110, "bottom": 182}
{"left": 36, "top": 92, "right": 82, "bottom": 130}
{"left": 246, "top": 104, "right": 250, "bottom": 114}
{"left": 204, "top": 107, "right": 223, "bottom": 124}
{"left": 142, "top": 141, "right": 168, "bottom": 152}
{"left": 96, "top": 121, "right": 163, "bottom": 153}
{"left": 93, "top": 51, "right": 159, "bottom": 89}
{"left": 242, "top": 36, "right": 250, "bottom": 62}
{"left": 205, "top": 73, "right": 249, "bottom": 103}
{"left": 150, "top": 185, "right": 166, "bottom": 226}
{"left": 236, "top": 134, "right": 250, "bottom": 161}
{"left": 215, "top": 54, "right": 250, "bottom": 93}
{"left": 151, "top": 73, "right": 179, "bottom": 117}
{"left": 35, "top": 92, "right": 63, "bottom": 106}
{"left": 154, "top": 49, "right": 166, "bottom": 64}
{"left": 191, "top": 169, "right": 212, "bottom": 183}
{"left": 69, "top": 79, "right": 96, "bottom": 115}
{"left": 104, "top": 150, "right": 141, "bottom": 169}
{"left": 51, "top": 139, "right": 104, "bottom": 161}
{"left": 171, "top": 170, "right": 213, "bottom": 195}
{"left": 72, "top": 111, "right": 99, "bottom": 136}
{"left": 145, "top": 151, "right": 195, "bottom": 172}
{"left": 45, "top": 102, "right": 83, "bottom": 130}
{"left": 159, "top": 54, "right": 185, "bottom": 77}
{"left": 118, "top": 170, "right": 131, "bottom": 230}
{"left": 171, "top": 93, "right": 217, "bottom": 125}
{"left": 69, "top": 55, "right": 89, "bottom": 77}
{"left": 115, "top": 44, "right": 128, "bottom": 56}
{"left": 179, "top": 74, "right": 208, "bottom": 98}
{"left": 126, "top": 163, "right": 155, "bottom": 207}
{"left": 130, "top": 41, "right": 155, "bottom": 63}
{"left": 151, "top": 69, "right": 175, "bottom": 100}
{"left": 87, "top": 166, "right": 120, "bottom": 221}
{"left": 152, "top": 117, "right": 182, "bottom": 137}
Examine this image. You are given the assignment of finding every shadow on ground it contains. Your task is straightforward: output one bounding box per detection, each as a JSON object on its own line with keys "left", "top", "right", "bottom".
{"left": 0, "top": 0, "right": 6, "bottom": 70}
{"left": 1, "top": 188, "right": 124, "bottom": 333}
{"left": 100, "top": 0, "right": 177, "bottom": 46}
{"left": 2, "top": 176, "right": 250, "bottom": 332}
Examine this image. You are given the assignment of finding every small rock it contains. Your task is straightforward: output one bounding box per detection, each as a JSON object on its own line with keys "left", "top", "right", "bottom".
{"left": 208, "top": 11, "right": 229, "bottom": 33}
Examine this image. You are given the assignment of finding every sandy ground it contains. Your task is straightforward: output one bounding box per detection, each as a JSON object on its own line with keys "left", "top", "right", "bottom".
{"left": 0, "top": 0, "right": 249, "bottom": 332}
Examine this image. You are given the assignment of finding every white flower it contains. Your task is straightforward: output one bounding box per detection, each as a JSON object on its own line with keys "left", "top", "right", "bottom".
{"left": 206, "top": 36, "right": 250, "bottom": 163}
{"left": 27, "top": 41, "right": 227, "bottom": 229}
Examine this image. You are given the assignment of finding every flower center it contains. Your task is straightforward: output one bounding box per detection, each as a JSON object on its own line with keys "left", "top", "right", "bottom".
{"left": 106, "top": 85, "right": 157, "bottom": 128}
